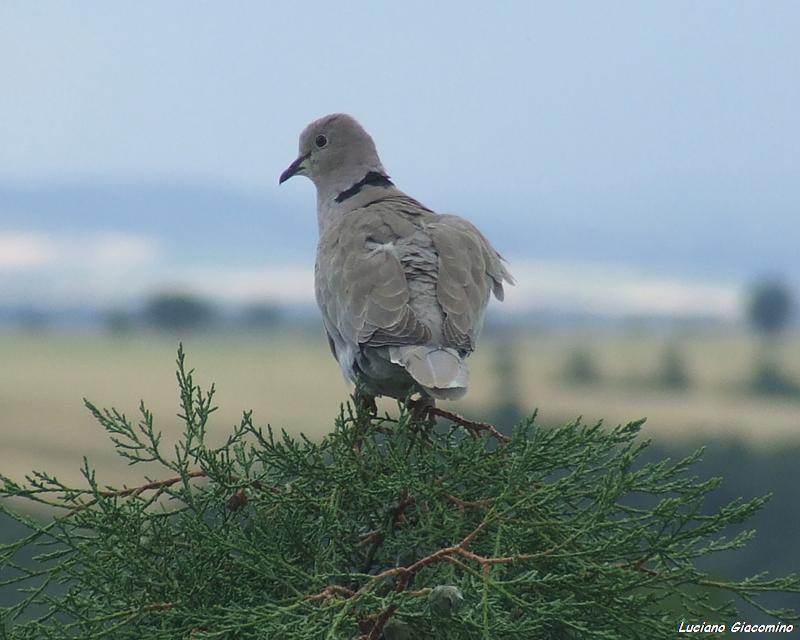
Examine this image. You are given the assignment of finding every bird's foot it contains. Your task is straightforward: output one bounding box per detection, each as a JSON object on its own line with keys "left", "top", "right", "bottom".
{"left": 407, "top": 396, "right": 435, "bottom": 421}
{"left": 405, "top": 397, "right": 438, "bottom": 445}
{"left": 355, "top": 392, "right": 378, "bottom": 417}
{"left": 350, "top": 390, "right": 378, "bottom": 454}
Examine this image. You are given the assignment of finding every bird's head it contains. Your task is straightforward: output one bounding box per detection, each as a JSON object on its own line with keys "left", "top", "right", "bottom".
{"left": 279, "top": 113, "right": 387, "bottom": 189}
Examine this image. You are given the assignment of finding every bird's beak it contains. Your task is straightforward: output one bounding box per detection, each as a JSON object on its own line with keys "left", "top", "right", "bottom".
{"left": 279, "top": 153, "right": 310, "bottom": 184}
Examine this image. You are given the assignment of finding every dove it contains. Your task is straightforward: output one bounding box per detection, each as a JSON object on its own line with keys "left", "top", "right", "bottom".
{"left": 279, "top": 114, "right": 513, "bottom": 404}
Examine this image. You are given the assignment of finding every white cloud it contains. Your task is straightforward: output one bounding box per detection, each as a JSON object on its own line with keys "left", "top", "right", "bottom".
{"left": 153, "top": 266, "right": 315, "bottom": 305}
{"left": 138, "top": 260, "right": 740, "bottom": 319}
{"left": 504, "top": 261, "right": 741, "bottom": 319}
{"left": 82, "top": 233, "right": 161, "bottom": 268}
{"left": 0, "top": 233, "right": 53, "bottom": 270}
{"left": 0, "top": 242, "right": 742, "bottom": 320}
{"left": 0, "top": 231, "right": 160, "bottom": 273}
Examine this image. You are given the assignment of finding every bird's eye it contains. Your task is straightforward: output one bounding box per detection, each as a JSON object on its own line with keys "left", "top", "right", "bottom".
{"left": 315, "top": 134, "right": 328, "bottom": 148}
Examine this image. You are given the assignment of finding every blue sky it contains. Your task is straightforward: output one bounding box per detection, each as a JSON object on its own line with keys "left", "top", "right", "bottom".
{"left": 1, "top": 2, "right": 798, "bottom": 318}
{"left": 2, "top": 2, "right": 798, "bottom": 192}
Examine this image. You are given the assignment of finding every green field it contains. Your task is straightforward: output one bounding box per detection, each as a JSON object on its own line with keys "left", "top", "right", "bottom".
{"left": 1, "top": 328, "right": 799, "bottom": 488}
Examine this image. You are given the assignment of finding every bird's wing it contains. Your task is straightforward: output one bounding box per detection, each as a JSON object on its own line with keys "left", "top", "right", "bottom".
{"left": 428, "top": 214, "right": 514, "bottom": 351}
{"left": 315, "top": 204, "right": 432, "bottom": 353}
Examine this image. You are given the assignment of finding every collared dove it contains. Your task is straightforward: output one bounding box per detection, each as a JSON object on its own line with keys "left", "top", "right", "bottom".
{"left": 280, "top": 114, "right": 513, "bottom": 402}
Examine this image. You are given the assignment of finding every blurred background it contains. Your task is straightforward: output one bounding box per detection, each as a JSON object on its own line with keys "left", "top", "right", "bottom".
{"left": 1, "top": 0, "right": 798, "bottom": 622}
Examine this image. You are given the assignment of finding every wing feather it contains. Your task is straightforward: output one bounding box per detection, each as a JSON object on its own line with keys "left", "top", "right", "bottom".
{"left": 315, "top": 207, "right": 431, "bottom": 354}
{"left": 430, "top": 214, "right": 514, "bottom": 350}
{"left": 315, "top": 199, "right": 513, "bottom": 367}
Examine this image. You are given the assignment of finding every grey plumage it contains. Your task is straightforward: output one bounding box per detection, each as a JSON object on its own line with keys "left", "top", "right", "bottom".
{"left": 280, "top": 114, "right": 513, "bottom": 401}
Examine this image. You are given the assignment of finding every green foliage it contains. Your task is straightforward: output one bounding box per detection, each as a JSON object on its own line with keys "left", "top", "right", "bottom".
{"left": 746, "top": 280, "right": 794, "bottom": 337}
{"left": 1, "top": 348, "right": 798, "bottom": 639}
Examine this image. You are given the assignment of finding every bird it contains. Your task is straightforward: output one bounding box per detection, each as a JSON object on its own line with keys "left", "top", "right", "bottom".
{"left": 279, "top": 114, "right": 513, "bottom": 406}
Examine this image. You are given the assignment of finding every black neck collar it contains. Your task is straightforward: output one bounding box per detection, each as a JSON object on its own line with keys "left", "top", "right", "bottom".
{"left": 335, "top": 171, "right": 394, "bottom": 203}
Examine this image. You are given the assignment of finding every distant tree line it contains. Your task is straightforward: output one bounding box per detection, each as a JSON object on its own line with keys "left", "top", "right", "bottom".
{"left": 106, "top": 292, "right": 285, "bottom": 334}
{"left": 746, "top": 278, "right": 799, "bottom": 396}
{"left": 557, "top": 278, "right": 799, "bottom": 398}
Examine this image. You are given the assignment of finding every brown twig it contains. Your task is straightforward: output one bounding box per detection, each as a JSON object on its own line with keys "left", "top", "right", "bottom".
{"left": 352, "top": 516, "right": 496, "bottom": 634}
{"left": 101, "top": 470, "right": 206, "bottom": 499}
{"left": 443, "top": 492, "right": 492, "bottom": 510}
{"left": 69, "top": 470, "right": 279, "bottom": 514}
{"left": 360, "top": 491, "right": 415, "bottom": 574}
{"left": 142, "top": 601, "right": 174, "bottom": 611}
{"left": 366, "top": 514, "right": 494, "bottom": 589}
{"left": 69, "top": 470, "right": 208, "bottom": 513}
{"left": 324, "top": 509, "right": 548, "bottom": 637}
{"left": 358, "top": 529, "right": 382, "bottom": 546}
{"left": 617, "top": 557, "right": 659, "bottom": 577}
{"left": 366, "top": 605, "right": 398, "bottom": 640}
{"left": 305, "top": 585, "right": 356, "bottom": 602}
{"left": 426, "top": 407, "right": 511, "bottom": 443}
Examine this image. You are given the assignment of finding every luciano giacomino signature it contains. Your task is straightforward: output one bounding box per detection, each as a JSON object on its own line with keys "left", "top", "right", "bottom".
{"left": 679, "top": 620, "right": 794, "bottom": 634}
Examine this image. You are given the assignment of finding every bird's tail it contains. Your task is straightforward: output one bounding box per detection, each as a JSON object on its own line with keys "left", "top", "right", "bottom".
{"left": 389, "top": 346, "right": 469, "bottom": 400}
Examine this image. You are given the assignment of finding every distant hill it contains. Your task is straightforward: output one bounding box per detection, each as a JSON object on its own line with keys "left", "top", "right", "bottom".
{"left": 451, "top": 179, "right": 800, "bottom": 284}
{"left": 0, "top": 180, "right": 317, "bottom": 268}
{"left": 2, "top": 178, "right": 798, "bottom": 283}
{"left": 1, "top": 180, "right": 797, "bottom": 324}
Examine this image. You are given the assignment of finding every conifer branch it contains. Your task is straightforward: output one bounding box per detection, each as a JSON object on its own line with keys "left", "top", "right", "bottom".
{"left": 1, "top": 348, "right": 797, "bottom": 639}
